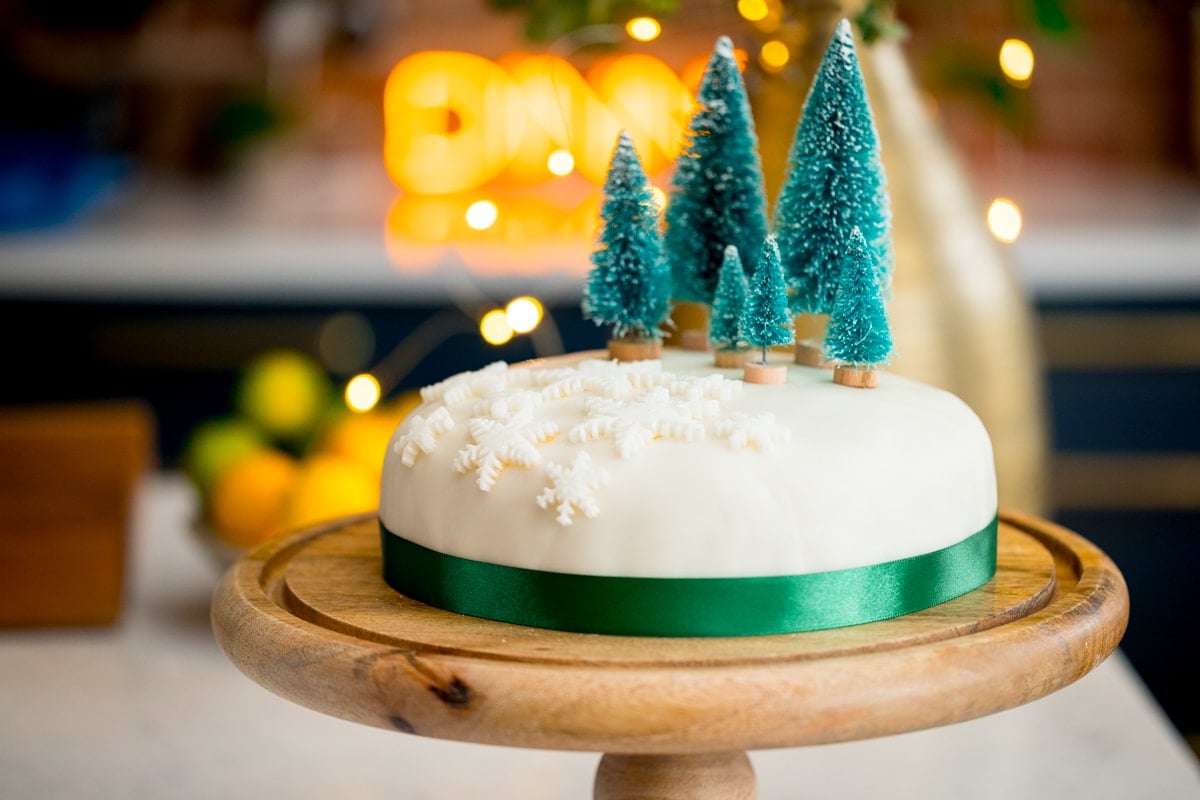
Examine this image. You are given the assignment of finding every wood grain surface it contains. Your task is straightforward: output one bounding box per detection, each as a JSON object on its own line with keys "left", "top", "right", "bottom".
{"left": 212, "top": 511, "right": 1127, "bottom": 756}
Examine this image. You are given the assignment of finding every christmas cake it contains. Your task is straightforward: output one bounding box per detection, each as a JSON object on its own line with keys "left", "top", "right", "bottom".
{"left": 379, "top": 21, "right": 998, "bottom": 636}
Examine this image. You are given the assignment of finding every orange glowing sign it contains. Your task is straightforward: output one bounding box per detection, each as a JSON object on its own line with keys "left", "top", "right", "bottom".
{"left": 383, "top": 51, "right": 700, "bottom": 195}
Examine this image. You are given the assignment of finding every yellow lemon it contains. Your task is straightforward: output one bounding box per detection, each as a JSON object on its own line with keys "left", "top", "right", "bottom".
{"left": 208, "top": 448, "right": 300, "bottom": 549}
{"left": 235, "top": 350, "right": 333, "bottom": 443}
{"left": 286, "top": 453, "right": 378, "bottom": 530}
{"left": 180, "top": 416, "right": 267, "bottom": 494}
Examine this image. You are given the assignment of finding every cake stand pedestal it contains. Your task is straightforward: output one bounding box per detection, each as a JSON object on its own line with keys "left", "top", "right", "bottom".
{"left": 212, "top": 511, "right": 1128, "bottom": 799}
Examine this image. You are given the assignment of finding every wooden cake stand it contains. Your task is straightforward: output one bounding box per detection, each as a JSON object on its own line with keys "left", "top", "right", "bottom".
{"left": 212, "top": 510, "right": 1128, "bottom": 799}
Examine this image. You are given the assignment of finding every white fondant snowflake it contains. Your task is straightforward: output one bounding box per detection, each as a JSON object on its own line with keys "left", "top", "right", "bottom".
{"left": 579, "top": 359, "right": 668, "bottom": 399}
{"left": 540, "top": 373, "right": 589, "bottom": 401}
{"left": 526, "top": 366, "right": 580, "bottom": 387}
{"left": 668, "top": 373, "right": 743, "bottom": 403}
{"left": 393, "top": 407, "right": 456, "bottom": 467}
{"left": 715, "top": 412, "right": 792, "bottom": 452}
{"left": 453, "top": 409, "right": 559, "bottom": 491}
{"left": 569, "top": 387, "right": 705, "bottom": 458}
{"left": 472, "top": 389, "right": 543, "bottom": 420}
{"left": 536, "top": 452, "right": 609, "bottom": 527}
{"left": 421, "top": 361, "right": 510, "bottom": 408}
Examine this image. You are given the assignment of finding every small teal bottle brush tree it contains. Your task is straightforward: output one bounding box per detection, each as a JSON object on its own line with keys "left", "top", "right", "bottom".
{"left": 739, "top": 235, "right": 794, "bottom": 384}
{"left": 708, "top": 245, "right": 753, "bottom": 368}
{"left": 662, "top": 34, "right": 769, "bottom": 350}
{"left": 825, "top": 227, "right": 894, "bottom": 388}
{"left": 583, "top": 131, "right": 673, "bottom": 362}
{"left": 773, "top": 18, "right": 893, "bottom": 367}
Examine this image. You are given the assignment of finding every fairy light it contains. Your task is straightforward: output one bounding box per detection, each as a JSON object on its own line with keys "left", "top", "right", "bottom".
{"left": 759, "top": 40, "right": 790, "bottom": 71}
{"left": 465, "top": 200, "right": 498, "bottom": 230}
{"left": 987, "top": 198, "right": 1023, "bottom": 243}
{"left": 626, "top": 17, "right": 661, "bottom": 42}
{"left": 546, "top": 149, "right": 575, "bottom": 176}
{"left": 505, "top": 296, "right": 544, "bottom": 334}
{"left": 344, "top": 373, "right": 381, "bottom": 412}
{"left": 737, "top": 0, "right": 769, "bottom": 22}
{"left": 999, "top": 38, "right": 1035, "bottom": 85}
{"left": 480, "top": 309, "right": 514, "bottom": 345}
{"left": 650, "top": 186, "right": 667, "bottom": 212}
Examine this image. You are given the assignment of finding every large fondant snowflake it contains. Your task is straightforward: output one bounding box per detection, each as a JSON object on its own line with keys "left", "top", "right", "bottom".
{"left": 714, "top": 412, "right": 792, "bottom": 451}
{"left": 569, "top": 387, "right": 705, "bottom": 458}
{"left": 472, "top": 389, "right": 544, "bottom": 420}
{"left": 668, "top": 373, "right": 743, "bottom": 403}
{"left": 393, "top": 407, "right": 456, "bottom": 467}
{"left": 536, "top": 452, "right": 609, "bottom": 526}
{"left": 453, "top": 409, "right": 559, "bottom": 491}
{"left": 421, "top": 361, "right": 511, "bottom": 408}
{"left": 579, "top": 359, "right": 669, "bottom": 399}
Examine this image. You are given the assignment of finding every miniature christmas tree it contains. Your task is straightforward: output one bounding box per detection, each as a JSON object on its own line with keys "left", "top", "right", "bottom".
{"left": 663, "top": 35, "right": 769, "bottom": 312}
{"left": 739, "top": 235, "right": 794, "bottom": 384}
{"left": 773, "top": 18, "right": 892, "bottom": 320}
{"left": 708, "top": 245, "right": 750, "bottom": 366}
{"left": 583, "top": 131, "right": 672, "bottom": 361}
{"left": 825, "top": 227, "right": 894, "bottom": 388}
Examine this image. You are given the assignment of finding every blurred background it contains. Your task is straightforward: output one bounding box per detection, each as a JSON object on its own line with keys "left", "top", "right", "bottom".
{"left": 0, "top": 0, "right": 1196, "bottom": 756}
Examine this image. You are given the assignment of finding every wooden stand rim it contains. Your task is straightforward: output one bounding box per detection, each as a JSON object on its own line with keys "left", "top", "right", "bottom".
{"left": 212, "top": 510, "right": 1127, "bottom": 758}
{"left": 607, "top": 339, "right": 663, "bottom": 362}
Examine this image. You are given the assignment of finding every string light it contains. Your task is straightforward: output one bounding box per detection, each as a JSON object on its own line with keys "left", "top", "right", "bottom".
{"left": 480, "top": 309, "right": 514, "bottom": 345}
{"left": 465, "top": 200, "right": 498, "bottom": 230}
{"left": 626, "top": 17, "right": 661, "bottom": 42}
{"left": 759, "top": 40, "right": 790, "bottom": 72}
{"left": 344, "top": 374, "right": 381, "bottom": 412}
{"left": 505, "top": 296, "right": 544, "bottom": 334}
{"left": 737, "top": 0, "right": 769, "bottom": 22}
{"left": 650, "top": 186, "right": 667, "bottom": 212}
{"left": 546, "top": 149, "right": 575, "bottom": 176}
{"left": 999, "top": 38, "right": 1035, "bottom": 86}
{"left": 987, "top": 198, "right": 1023, "bottom": 243}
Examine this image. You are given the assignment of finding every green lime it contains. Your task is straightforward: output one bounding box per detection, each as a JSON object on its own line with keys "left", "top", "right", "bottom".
{"left": 181, "top": 416, "right": 268, "bottom": 494}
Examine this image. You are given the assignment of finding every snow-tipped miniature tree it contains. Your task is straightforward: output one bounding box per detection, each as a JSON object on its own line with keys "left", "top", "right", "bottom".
{"left": 740, "top": 235, "right": 794, "bottom": 365}
{"left": 708, "top": 245, "right": 748, "bottom": 353}
{"left": 663, "top": 35, "right": 769, "bottom": 310}
{"left": 773, "top": 18, "right": 892, "bottom": 318}
{"left": 825, "top": 227, "right": 893, "bottom": 388}
{"left": 584, "top": 131, "right": 672, "bottom": 356}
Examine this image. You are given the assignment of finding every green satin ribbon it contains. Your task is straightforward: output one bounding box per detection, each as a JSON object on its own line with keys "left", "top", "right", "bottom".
{"left": 380, "top": 516, "right": 998, "bottom": 637}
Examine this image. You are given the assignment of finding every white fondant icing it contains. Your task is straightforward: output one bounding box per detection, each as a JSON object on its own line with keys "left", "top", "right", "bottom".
{"left": 381, "top": 350, "right": 998, "bottom": 579}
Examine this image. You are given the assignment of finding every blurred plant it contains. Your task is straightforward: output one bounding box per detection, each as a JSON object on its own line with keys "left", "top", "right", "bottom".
{"left": 485, "top": 0, "right": 681, "bottom": 42}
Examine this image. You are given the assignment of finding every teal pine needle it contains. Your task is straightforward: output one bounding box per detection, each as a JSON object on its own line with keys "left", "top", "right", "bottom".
{"left": 663, "top": 35, "right": 769, "bottom": 307}
{"left": 740, "top": 235, "right": 794, "bottom": 362}
{"left": 773, "top": 18, "right": 893, "bottom": 316}
{"left": 824, "top": 227, "right": 894, "bottom": 367}
{"left": 583, "top": 131, "right": 672, "bottom": 341}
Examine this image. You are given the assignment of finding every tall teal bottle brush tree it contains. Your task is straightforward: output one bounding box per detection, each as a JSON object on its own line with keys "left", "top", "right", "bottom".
{"left": 583, "top": 131, "right": 672, "bottom": 362}
{"left": 825, "top": 227, "right": 894, "bottom": 388}
{"left": 773, "top": 18, "right": 892, "bottom": 367}
{"left": 662, "top": 35, "right": 769, "bottom": 349}
{"left": 739, "top": 235, "right": 794, "bottom": 384}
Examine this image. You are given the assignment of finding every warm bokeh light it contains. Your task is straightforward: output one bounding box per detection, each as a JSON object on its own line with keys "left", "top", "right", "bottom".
{"left": 987, "top": 197, "right": 1023, "bottom": 243}
{"left": 626, "top": 16, "right": 661, "bottom": 42}
{"left": 999, "top": 38, "right": 1035, "bottom": 85}
{"left": 344, "top": 374, "right": 381, "bottom": 412}
{"left": 480, "top": 309, "right": 515, "bottom": 345}
{"left": 759, "top": 40, "right": 790, "bottom": 71}
{"left": 505, "top": 296, "right": 544, "bottom": 334}
{"left": 547, "top": 149, "right": 575, "bottom": 176}
{"left": 737, "top": 0, "right": 769, "bottom": 22}
{"left": 650, "top": 186, "right": 667, "bottom": 212}
{"left": 465, "top": 200, "right": 499, "bottom": 230}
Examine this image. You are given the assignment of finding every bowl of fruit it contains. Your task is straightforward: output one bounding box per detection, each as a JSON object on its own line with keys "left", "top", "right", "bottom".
{"left": 180, "top": 349, "right": 418, "bottom": 570}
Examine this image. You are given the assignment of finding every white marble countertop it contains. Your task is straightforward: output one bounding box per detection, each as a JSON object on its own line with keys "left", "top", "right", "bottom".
{"left": 1, "top": 472, "right": 1198, "bottom": 799}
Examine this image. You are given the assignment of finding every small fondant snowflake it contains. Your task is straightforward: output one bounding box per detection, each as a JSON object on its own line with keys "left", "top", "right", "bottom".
{"left": 453, "top": 409, "right": 559, "bottom": 491}
{"left": 421, "top": 361, "right": 510, "bottom": 408}
{"left": 715, "top": 412, "right": 792, "bottom": 451}
{"left": 536, "top": 452, "right": 609, "bottom": 527}
{"left": 393, "top": 407, "right": 456, "bottom": 467}
{"left": 472, "top": 389, "right": 544, "bottom": 420}
{"left": 668, "top": 373, "right": 743, "bottom": 403}
{"left": 579, "top": 359, "right": 668, "bottom": 399}
{"left": 526, "top": 365, "right": 580, "bottom": 387}
{"left": 569, "top": 387, "right": 705, "bottom": 458}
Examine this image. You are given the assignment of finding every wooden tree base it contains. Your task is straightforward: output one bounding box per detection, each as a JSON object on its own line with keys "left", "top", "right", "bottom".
{"left": 679, "top": 329, "right": 711, "bottom": 352}
{"left": 833, "top": 365, "right": 878, "bottom": 388}
{"left": 794, "top": 337, "right": 830, "bottom": 368}
{"left": 608, "top": 339, "right": 663, "bottom": 362}
{"left": 595, "top": 752, "right": 755, "bottom": 800}
{"left": 743, "top": 362, "right": 788, "bottom": 384}
{"left": 713, "top": 349, "right": 754, "bottom": 369}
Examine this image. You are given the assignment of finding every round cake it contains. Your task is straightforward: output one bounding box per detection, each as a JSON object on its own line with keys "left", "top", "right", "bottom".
{"left": 379, "top": 349, "right": 998, "bottom": 636}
